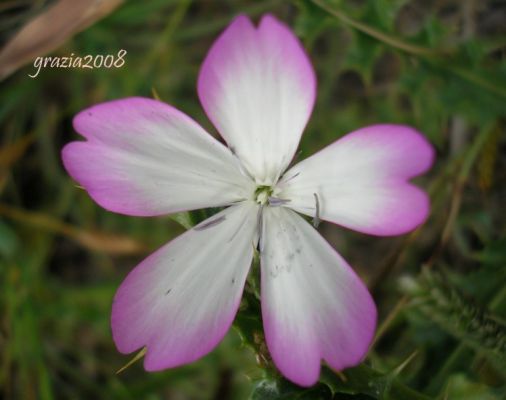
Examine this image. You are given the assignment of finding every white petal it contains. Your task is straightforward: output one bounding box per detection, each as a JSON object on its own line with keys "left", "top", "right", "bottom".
{"left": 278, "top": 124, "right": 434, "bottom": 235}
{"left": 198, "top": 15, "right": 316, "bottom": 185}
{"left": 260, "top": 207, "right": 376, "bottom": 386}
{"left": 62, "top": 97, "right": 254, "bottom": 216}
{"left": 111, "top": 201, "right": 259, "bottom": 369}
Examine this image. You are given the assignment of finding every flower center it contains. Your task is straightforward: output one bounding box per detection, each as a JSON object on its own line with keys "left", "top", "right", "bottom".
{"left": 254, "top": 185, "right": 273, "bottom": 205}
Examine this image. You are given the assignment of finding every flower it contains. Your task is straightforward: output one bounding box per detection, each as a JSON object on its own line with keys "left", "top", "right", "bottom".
{"left": 61, "top": 14, "right": 434, "bottom": 387}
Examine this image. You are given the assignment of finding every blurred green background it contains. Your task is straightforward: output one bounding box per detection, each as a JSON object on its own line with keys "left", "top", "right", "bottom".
{"left": 0, "top": 0, "right": 505, "bottom": 399}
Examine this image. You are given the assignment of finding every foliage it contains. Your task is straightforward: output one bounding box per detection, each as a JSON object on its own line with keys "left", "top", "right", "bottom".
{"left": 1, "top": 0, "right": 505, "bottom": 399}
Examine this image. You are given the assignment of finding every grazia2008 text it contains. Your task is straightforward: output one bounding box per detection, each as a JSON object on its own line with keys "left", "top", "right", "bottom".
{"left": 29, "top": 49, "right": 127, "bottom": 78}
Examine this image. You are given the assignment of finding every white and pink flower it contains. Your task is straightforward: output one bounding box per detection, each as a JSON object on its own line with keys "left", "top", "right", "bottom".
{"left": 62, "top": 14, "right": 434, "bottom": 386}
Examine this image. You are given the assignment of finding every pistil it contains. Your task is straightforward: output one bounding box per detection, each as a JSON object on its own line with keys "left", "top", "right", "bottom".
{"left": 255, "top": 185, "right": 273, "bottom": 205}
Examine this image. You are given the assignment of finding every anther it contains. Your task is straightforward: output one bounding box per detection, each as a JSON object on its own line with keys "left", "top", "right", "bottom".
{"left": 313, "top": 193, "right": 320, "bottom": 228}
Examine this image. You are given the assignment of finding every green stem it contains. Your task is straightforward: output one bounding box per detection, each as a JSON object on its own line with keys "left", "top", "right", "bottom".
{"left": 426, "top": 344, "right": 470, "bottom": 395}
{"left": 311, "top": 0, "right": 440, "bottom": 57}
{"left": 439, "top": 122, "right": 496, "bottom": 248}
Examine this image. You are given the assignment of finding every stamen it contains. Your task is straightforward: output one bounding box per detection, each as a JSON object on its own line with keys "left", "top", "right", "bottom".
{"left": 282, "top": 171, "right": 300, "bottom": 183}
{"left": 268, "top": 197, "right": 291, "bottom": 206}
{"left": 194, "top": 215, "right": 226, "bottom": 230}
{"left": 229, "top": 145, "right": 255, "bottom": 181}
{"left": 257, "top": 205, "right": 265, "bottom": 253}
{"left": 257, "top": 205, "right": 263, "bottom": 232}
{"left": 313, "top": 193, "right": 320, "bottom": 228}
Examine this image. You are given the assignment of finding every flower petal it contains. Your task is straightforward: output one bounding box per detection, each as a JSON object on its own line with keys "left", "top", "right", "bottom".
{"left": 260, "top": 207, "right": 376, "bottom": 386}
{"left": 111, "top": 201, "right": 259, "bottom": 370}
{"left": 62, "top": 97, "right": 254, "bottom": 216}
{"left": 278, "top": 124, "right": 434, "bottom": 236}
{"left": 198, "top": 14, "right": 316, "bottom": 185}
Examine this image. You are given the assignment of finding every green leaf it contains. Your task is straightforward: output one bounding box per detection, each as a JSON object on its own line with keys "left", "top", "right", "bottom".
{"left": 342, "top": 30, "right": 382, "bottom": 84}
{"left": 320, "top": 365, "right": 431, "bottom": 400}
{"left": 401, "top": 269, "right": 506, "bottom": 371}
{"left": 168, "top": 212, "right": 193, "bottom": 230}
{"left": 0, "top": 219, "right": 19, "bottom": 257}
{"left": 444, "top": 374, "right": 506, "bottom": 400}
{"left": 250, "top": 378, "right": 333, "bottom": 400}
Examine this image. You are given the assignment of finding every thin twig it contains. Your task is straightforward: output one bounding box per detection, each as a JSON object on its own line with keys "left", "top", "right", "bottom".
{"left": 0, "top": 202, "right": 149, "bottom": 255}
{"left": 311, "top": 0, "right": 440, "bottom": 57}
